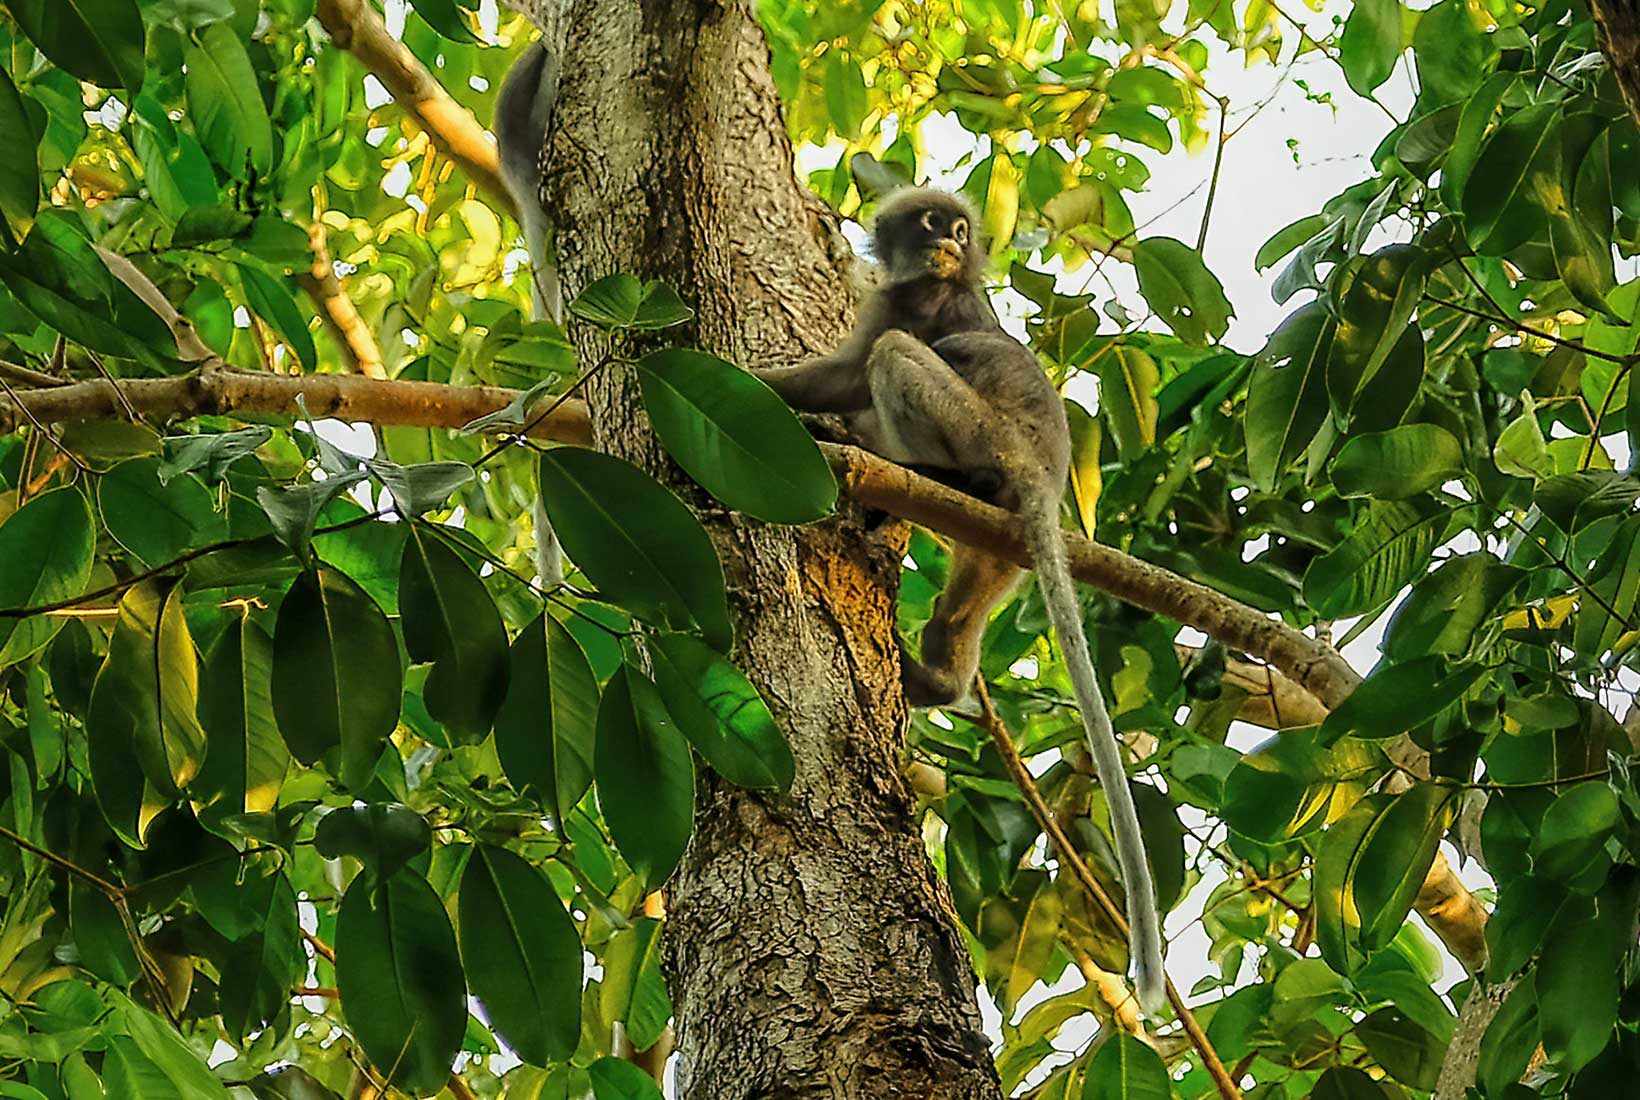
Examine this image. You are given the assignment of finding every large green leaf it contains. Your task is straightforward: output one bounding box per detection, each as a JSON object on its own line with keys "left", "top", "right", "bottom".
{"left": 1331, "top": 424, "right": 1464, "bottom": 499}
{"left": 458, "top": 845, "right": 583, "bottom": 1067}
{"left": 1320, "top": 657, "right": 1484, "bottom": 742}
{"left": 195, "top": 617, "right": 289, "bottom": 818}
{"left": 1338, "top": 0, "right": 1400, "bottom": 95}
{"left": 493, "top": 612, "right": 600, "bottom": 823}
{"left": 1463, "top": 103, "right": 1561, "bottom": 255}
{"left": 1131, "top": 237, "right": 1232, "bottom": 345}
{"left": 647, "top": 633, "right": 794, "bottom": 792}
{"left": 0, "top": 489, "right": 95, "bottom": 666}
{"left": 86, "top": 579, "right": 208, "bottom": 799}
{"left": 1573, "top": 514, "right": 1640, "bottom": 659}
{"left": 1221, "top": 730, "right": 1381, "bottom": 842}
{"left": 0, "top": 69, "right": 39, "bottom": 228}
{"left": 1303, "top": 502, "right": 1451, "bottom": 618}
{"left": 216, "top": 871, "right": 301, "bottom": 1041}
{"left": 335, "top": 870, "right": 466, "bottom": 1096}
{"left": 1245, "top": 302, "right": 1335, "bottom": 491}
{"left": 1537, "top": 891, "right": 1622, "bottom": 1071}
{"left": 184, "top": 22, "right": 274, "bottom": 179}
{"left": 1357, "top": 1006, "right": 1445, "bottom": 1091}
{"left": 9, "top": 0, "right": 146, "bottom": 91}
{"left": 1531, "top": 782, "right": 1620, "bottom": 882}
{"left": 1326, "top": 245, "right": 1428, "bottom": 419}
{"left": 537, "top": 447, "right": 732, "bottom": 650}
{"left": 314, "top": 803, "right": 432, "bottom": 878}
{"left": 1315, "top": 785, "right": 1455, "bottom": 975}
{"left": 398, "top": 525, "right": 509, "bottom": 742}
{"left": 594, "top": 666, "right": 695, "bottom": 888}
{"left": 270, "top": 567, "right": 402, "bottom": 791}
{"left": 1081, "top": 1033, "right": 1171, "bottom": 1100}
{"left": 636, "top": 348, "right": 836, "bottom": 523}
{"left": 119, "top": 996, "right": 232, "bottom": 1098}
{"left": 98, "top": 457, "right": 227, "bottom": 569}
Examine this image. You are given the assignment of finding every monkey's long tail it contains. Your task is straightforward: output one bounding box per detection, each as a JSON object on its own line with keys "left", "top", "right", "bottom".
{"left": 1024, "top": 501, "right": 1168, "bottom": 1015}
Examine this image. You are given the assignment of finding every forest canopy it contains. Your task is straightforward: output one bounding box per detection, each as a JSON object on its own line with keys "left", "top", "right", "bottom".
{"left": 0, "top": 0, "right": 1634, "bottom": 1097}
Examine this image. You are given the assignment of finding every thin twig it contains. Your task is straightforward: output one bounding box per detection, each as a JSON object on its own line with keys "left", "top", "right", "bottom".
{"left": 1424, "top": 293, "right": 1633, "bottom": 365}
{"left": 969, "top": 680, "right": 1245, "bottom": 1100}
{"left": 1196, "top": 96, "right": 1229, "bottom": 253}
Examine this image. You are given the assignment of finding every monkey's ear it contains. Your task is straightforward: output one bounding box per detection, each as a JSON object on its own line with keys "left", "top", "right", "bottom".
{"left": 849, "top": 152, "right": 912, "bottom": 200}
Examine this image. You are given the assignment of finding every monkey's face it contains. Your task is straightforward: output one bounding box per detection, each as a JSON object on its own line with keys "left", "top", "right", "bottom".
{"left": 871, "top": 190, "right": 981, "bottom": 287}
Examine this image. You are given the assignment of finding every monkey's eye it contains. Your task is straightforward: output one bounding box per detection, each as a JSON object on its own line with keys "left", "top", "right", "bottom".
{"left": 920, "top": 209, "right": 941, "bottom": 233}
{"left": 952, "top": 218, "right": 969, "bottom": 246}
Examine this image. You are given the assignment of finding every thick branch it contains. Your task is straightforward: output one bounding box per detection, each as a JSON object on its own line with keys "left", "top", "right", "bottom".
{"left": 1592, "top": 0, "right": 1640, "bottom": 126}
{"left": 315, "top": 0, "right": 511, "bottom": 213}
{"left": 0, "top": 366, "right": 1484, "bottom": 973}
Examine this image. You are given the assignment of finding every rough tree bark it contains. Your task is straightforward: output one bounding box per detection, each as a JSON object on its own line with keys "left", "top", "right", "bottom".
{"left": 517, "top": 1, "right": 1002, "bottom": 1095}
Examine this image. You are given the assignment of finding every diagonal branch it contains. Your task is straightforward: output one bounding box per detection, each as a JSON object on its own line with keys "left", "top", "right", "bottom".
{"left": 315, "top": 0, "right": 511, "bottom": 213}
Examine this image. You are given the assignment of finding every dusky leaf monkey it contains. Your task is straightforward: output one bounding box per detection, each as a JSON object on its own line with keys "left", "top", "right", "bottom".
{"left": 495, "top": 39, "right": 565, "bottom": 587}
{"left": 753, "top": 187, "right": 1167, "bottom": 1013}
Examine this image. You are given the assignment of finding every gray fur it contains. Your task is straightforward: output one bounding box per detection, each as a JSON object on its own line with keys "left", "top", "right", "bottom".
{"left": 753, "top": 189, "right": 1168, "bottom": 1014}
{"left": 495, "top": 41, "right": 562, "bottom": 324}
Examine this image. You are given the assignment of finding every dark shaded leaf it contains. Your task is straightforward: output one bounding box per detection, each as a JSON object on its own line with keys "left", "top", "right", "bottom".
{"left": 595, "top": 666, "right": 694, "bottom": 888}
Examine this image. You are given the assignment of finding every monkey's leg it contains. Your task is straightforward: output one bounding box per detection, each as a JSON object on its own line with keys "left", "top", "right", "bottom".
{"left": 861, "top": 331, "right": 1028, "bottom": 704}
{"left": 903, "top": 547, "right": 1021, "bottom": 705}
{"left": 752, "top": 354, "right": 872, "bottom": 413}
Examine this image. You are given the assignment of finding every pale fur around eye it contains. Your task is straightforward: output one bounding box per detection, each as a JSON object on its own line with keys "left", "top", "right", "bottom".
{"left": 952, "top": 218, "right": 969, "bottom": 245}
{"left": 920, "top": 209, "right": 937, "bottom": 232}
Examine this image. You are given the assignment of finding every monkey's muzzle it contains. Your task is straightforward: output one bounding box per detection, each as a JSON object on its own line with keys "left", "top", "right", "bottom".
{"left": 929, "top": 240, "right": 964, "bottom": 279}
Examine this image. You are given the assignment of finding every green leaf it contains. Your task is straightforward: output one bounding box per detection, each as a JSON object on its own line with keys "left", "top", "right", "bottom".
{"left": 366, "top": 459, "right": 475, "bottom": 516}
{"left": 0, "top": 69, "right": 39, "bottom": 227}
{"left": 1477, "top": 976, "right": 1538, "bottom": 1098}
{"left": 494, "top": 613, "right": 600, "bottom": 823}
{"left": 119, "top": 996, "right": 232, "bottom": 1097}
{"left": 159, "top": 426, "right": 272, "bottom": 485}
{"left": 256, "top": 475, "right": 366, "bottom": 562}
{"left": 1537, "top": 892, "right": 1621, "bottom": 1070}
{"left": 824, "top": 52, "right": 869, "bottom": 135}
{"left": 1332, "top": 424, "right": 1464, "bottom": 499}
{"left": 588, "top": 1057, "right": 665, "bottom": 1100}
{"left": 647, "top": 633, "right": 794, "bottom": 792}
{"left": 1081, "top": 1033, "right": 1171, "bottom": 1099}
{"left": 184, "top": 23, "right": 274, "bottom": 179}
{"left": 1131, "top": 237, "right": 1232, "bottom": 345}
{"left": 9, "top": 0, "right": 146, "bottom": 91}
{"left": 568, "top": 275, "right": 693, "bottom": 330}
{"left": 1255, "top": 213, "right": 1330, "bottom": 272}
{"left": 458, "top": 845, "right": 583, "bottom": 1067}
{"left": 314, "top": 803, "right": 432, "bottom": 878}
{"left": 398, "top": 525, "right": 509, "bottom": 742}
{"left": 1440, "top": 72, "right": 1516, "bottom": 210}
{"left": 1357, "top": 1006, "right": 1444, "bottom": 1091}
{"left": 599, "top": 916, "right": 671, "bottom": 1053}
{"left": 537, "top": 447, "right": 732, "bottom": 650}
{"left": 335, "top": 870, "right": 465, "bottom": 1096}
{"left": 595, "top": 666, "right": 695, "bottom": 888}
{"left": 195, "top": 617, "right": 289, "bottom": 817}
{"left": 1412, "top": 0, "right": 1493, "bottom": 106}
{"left": 1531, "top": 782, "right": 1619, "bottom": 882}
{"left": 99, "top": 457, "right": 227, "bottom": 569}
{"left": 238, "top": 264, "right": 317, "bottom": 373}
{"left": 271, "top": 567, "right": 402, "bottom": 791}
{"left": 1273, "top": 215, "right": 1345, "bottom": 303}
{"left": 1493, "top": 405, "right": 1552, "bottom": 480}
{"left": 1339, "top": 0, "right": 1401, "bottom": 96}
{"left": 408, "top": 0, "right": 479, "bottom": 42}
{"left": 1245, "top": 302, "right": 1335, "bottom": 491}
{"left": 1464, "top": 103, "right": 1561, "bottom": 255}
{"left": 1326, "top": 245, "right": 1428, "bottom": 419}
{"left": 70, "top": 880, "right": 138, "bottom": 984}
{"left": 0, "top": 489, "right": 94, "bottom": 665}
{"left": 217, "top": 869, "right": 300, "bottom": 1041}
{"left": 1221, "top": 730, "right": 1380, "bottom": 842}
{"left": 1573, "top": 514, "right": 1640, "bottom": 658}
{"left": 1315, "top": 785, "right": 1455, "bottom": 975}
{"left": 1321, "top": 657, "right": 1484, "bottom": 741}
{"left": 637, "top": 349, "right": 837, "bottom": 523}
{"left": 86, "top": 579, "right": 208, "bottom": 798}
{"left": 1302, "top": 502, "right": 1450, "bottom": 618}
{"left": 1094, "top": 345, "right": 1160, "bottom": 460}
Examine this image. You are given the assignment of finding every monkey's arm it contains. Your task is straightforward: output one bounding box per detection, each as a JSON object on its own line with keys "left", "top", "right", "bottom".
{"left": 495, "top": 42, "right": 562, "bottom": 324}
{"left": 751, "top": 353, "right": 874, "bottom": 413}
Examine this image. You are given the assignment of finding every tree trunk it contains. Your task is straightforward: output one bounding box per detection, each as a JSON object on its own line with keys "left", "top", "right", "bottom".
{"left": 519, "top": 1, "right": 1002, "bottom": 1095}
